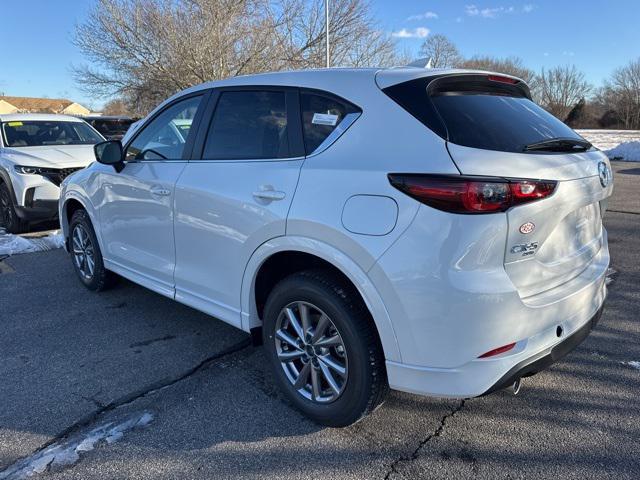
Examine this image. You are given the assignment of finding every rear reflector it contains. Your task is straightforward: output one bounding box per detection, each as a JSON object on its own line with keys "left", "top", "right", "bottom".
{"left": 478, "top": 342, "right": 516, "bottom": 358}
{"left": 388, "top": 174, "right": 556, "bottom": 214}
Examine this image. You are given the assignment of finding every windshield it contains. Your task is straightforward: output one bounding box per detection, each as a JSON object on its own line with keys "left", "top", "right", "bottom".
{"left": 431, "top": 93, "right": 585, "bottom": 154}
{"left": 1, "top": 121, "right": 104, "bottom": 147}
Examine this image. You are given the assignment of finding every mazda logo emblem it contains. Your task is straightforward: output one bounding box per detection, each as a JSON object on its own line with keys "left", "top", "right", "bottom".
{"left": 598, "top": 162, "right": 610, "bottom": 187}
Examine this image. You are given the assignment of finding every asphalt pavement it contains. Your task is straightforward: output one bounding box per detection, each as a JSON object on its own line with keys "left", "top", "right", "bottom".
{"left": 0, "top": 161, "right": 638, "bottom": 479}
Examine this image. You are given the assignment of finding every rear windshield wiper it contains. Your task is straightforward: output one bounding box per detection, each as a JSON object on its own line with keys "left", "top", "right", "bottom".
{"left": 523, "top": 137, "right": 592, "bottom": 153}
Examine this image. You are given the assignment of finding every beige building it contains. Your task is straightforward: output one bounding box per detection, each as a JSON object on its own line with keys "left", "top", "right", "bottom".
{"left": 0, "top": 96, "right": 90, "bottom": 116}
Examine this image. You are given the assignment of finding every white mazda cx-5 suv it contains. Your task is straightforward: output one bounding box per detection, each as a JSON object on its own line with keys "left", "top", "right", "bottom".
{"left": 0, "top": 114, "right": 104, "bottom": 232}
{"left": 59, "top": 68, "right": 613, "bottom": 426}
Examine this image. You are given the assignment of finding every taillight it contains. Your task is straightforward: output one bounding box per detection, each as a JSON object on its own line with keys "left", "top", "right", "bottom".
{"left": 388, "top": 174, "right": 556, "bottom": 214}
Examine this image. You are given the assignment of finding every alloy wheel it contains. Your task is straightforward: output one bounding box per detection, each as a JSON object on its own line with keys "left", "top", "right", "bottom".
{"left": 275, "top": 301, "right": 348, "bottom": 403}
{"left": 72, "top": 224, "right": 95, "bottom": 280}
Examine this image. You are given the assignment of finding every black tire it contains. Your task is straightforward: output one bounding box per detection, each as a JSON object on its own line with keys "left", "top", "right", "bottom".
{"left": 263, "top": 269, "right": 388, "bottom": 427}
{"left": 69, "top": 209, "right": 117, "bottom": 291}
{"left": 0, "top": 182, "right": 29, "bottom": 234}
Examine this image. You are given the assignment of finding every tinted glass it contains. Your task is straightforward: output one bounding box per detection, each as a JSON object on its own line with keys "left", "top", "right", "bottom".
{"left": 203, "top": 91, "right": 288, "bottom": 159}
{"left": 301, "top": 93, "right": 351, "bottom": 153}
{"left": 1, "top": 121, "right": 103, "bottom": 147}
{"left": 431, "top": 93, "right": 583, "bottom": 153}
{"left": 91, "top": 119, "right": 135, "bottom": 138}
{"left": 126, "top": 95, "right": 202, "bottom": 161}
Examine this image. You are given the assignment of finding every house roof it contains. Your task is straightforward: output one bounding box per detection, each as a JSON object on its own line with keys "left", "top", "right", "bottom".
{"left": 0, "top": 96, "right": 77, "bottom": 112}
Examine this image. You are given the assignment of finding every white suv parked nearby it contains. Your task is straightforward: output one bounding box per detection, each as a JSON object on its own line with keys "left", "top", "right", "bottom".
{"left": 0, "top": 114, "right": 104, "bottom": 232}
{"left": 59, "top": 68, "right": 613, "bottom": 426}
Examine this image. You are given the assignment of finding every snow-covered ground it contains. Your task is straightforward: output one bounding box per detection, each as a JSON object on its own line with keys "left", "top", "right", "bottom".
{"left": 578, "top": 129, "right": 640, "bottom": 161}
{"left": 0, "top": 411, "right": 153, "bottom": 480}
{"left": 0, "top": 228, "right": 64, "bottom": 257}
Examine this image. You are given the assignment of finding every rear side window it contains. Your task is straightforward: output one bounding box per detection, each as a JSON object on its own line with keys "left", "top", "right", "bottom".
{"left": 203, "top": 91, "right": 288, "bottom": 160}
{"left": 384, "top": 75, "right": 584, "bottom": 154}
{"left": 301, "top": 92, "right": 360, "bottom": 154}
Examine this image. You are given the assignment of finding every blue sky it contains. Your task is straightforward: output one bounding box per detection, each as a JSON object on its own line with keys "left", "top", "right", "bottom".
{"left": 0, "top": 0, "right": 638, "bottom": 109}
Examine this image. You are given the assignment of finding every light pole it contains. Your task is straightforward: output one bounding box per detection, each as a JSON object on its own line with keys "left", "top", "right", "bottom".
{"left": 325, "top": 0, "right": 330, "bottom": 67}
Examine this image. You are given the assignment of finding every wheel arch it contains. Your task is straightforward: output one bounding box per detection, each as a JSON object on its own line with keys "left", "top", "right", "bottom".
{"left": 0, "top": 167, "right": 18, "bottom": 204}
{"left": 241, "top": 236, "right": 402, "bottom": 362}
{"left": 60, "top": 192, "right": 103, "bottom": 253}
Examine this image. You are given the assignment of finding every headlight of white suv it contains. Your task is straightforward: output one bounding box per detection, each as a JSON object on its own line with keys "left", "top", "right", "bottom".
{"left": 14, "top": 165, "right": 45, "bottom": 175}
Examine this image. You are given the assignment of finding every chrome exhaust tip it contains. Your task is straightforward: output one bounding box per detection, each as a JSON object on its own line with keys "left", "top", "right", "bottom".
{"left": 511, "top": 378, "right": 522, "bottom": 395}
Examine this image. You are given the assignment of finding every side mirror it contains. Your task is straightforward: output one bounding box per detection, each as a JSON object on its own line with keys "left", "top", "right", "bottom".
{"left": 94, "top": 140, "right": 125, "bottom": 172}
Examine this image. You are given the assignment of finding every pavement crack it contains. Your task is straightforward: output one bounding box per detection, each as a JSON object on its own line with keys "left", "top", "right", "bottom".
{"left": 73, "top": 393, "right": 106, "bottom": 410}
{"left": 6, "top": 337, "right": 252, "bottom": 473}
{"left": 129, "top": 334, "right": 176, "bottom": 348}
{"left": 383, "top": 400, "right": 466, "bottom": 480}
{"left": 608, "top": 209, "right": 640, "bottom": 216}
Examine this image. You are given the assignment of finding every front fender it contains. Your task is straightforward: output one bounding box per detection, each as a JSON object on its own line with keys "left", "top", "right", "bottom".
{"left": 60, "top": 189, "right": 103, "bottom": 255}
{"left": 241, "top": 236, "right": 402, "bottom": 363}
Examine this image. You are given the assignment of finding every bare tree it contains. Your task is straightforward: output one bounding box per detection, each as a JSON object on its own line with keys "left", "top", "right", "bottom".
{"left": 418, "top": 34, "right": 461, "bottom": 68}
{"left": 102, "top": 98, "right": 133, "bottom": 116}
{"left": 598, "top": 58, "right": 640, "bottom": 129}
{"left": 537, "top": 65, "right": 591, "bottom": 120}
{"left": 73, "top": 0, "right": 401, "bottom": 114}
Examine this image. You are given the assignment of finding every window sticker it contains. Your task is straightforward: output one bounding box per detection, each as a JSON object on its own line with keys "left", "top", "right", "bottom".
{"left": 312, "top": 113, "right": 338, "bottom": 126}
{"left": 7, "top": 122, "right": 23, "bottom": 127}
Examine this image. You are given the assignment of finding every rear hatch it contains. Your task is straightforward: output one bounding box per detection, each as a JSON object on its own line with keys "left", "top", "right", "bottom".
{"left": 381, "top": 71, "right": 613, "bottom": 298}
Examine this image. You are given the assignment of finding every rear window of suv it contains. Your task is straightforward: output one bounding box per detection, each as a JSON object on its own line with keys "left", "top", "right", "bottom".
{"left": 383, "top": 74, "right": 585, "bottom": 154}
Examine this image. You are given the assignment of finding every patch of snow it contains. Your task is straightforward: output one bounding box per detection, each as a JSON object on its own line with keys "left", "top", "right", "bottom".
{"left": 605, "top": 141, "right": 640, "bottom": 162}
{"left": 0, "top": 228, "right": 64, "bottom": 256}
{"left": 0, "top": 411, "right": 153, "bottom": 480}
{"left": 623, "top": 361, "right": 640, "bottom": 371}
{"left": 577, "top": 129, "right": 640, "bottom": 162}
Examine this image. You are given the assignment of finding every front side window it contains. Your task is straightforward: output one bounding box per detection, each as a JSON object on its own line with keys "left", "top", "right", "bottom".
{"left": 126, "top": 95, "right": 202, "bottom": 161}
{"left": 1, "top": 121, "right": 103, "bottom": 147}
{"left": 203, "top": 91, "right": 288, "bottom": 160}
{"left": 301, "top": 93, "right": 356, "bottom": 154}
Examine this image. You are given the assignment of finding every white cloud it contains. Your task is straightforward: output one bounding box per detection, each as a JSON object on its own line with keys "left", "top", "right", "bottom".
{"left": 562, "top": 50, "right": 575, "bottom": 56}
{"left": 407, "top": 11, "right": 439, "bottom": 21}
{"left": 465, "top": 4, "right": 480, "bottom": 16}
{"left": 466, "top": 5, "right": 507, "bottom": 18}
{"left": 543, "top": 52, "right": 549, "bottom": 57}
{"left": 466, "top": 4, "right": 531, "bottom": 19}
{"left": 391, "top": 27, "right": 430, "bottom": 39}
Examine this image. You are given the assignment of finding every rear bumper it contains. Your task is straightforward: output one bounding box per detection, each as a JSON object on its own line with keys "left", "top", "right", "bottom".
{"left": 386, "top": 296, "right": 606, "bottom": 398}
{"left": 481, "top": 303, "right": 603, "bottom": 395}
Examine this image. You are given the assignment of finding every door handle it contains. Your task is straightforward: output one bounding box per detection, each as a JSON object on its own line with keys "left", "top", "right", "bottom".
{"left": 252, "top": 190, "right": 286, "bottom": 201}
{"left": 150, "top": 187, "right": 171, "bottom": 196}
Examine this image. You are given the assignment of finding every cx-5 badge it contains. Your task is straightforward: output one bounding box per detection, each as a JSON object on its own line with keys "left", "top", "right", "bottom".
{"left": 511, "top": 242, "right": 539, "bottom": 256}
